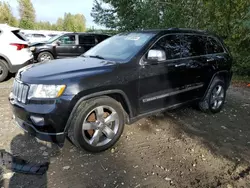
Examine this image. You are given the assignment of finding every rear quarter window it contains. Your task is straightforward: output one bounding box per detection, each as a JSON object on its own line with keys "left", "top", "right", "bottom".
{"left": 79, "top": 35, "right": 96, "bottom": 45}
{"left": 206, "top": 37, "right": 224, "bottom": 54}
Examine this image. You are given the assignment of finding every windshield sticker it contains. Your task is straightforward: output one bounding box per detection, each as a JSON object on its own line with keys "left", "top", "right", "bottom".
{"left": 125, "top": 36, "right": 141, "bottom": 41}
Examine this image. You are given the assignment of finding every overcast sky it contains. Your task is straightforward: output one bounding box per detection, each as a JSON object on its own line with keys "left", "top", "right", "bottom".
{"left": 5, "top": 0, "right": 100, "bottom": 28}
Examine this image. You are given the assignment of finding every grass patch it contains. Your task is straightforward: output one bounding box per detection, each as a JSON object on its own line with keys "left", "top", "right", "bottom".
{"left": 232, "top": 75, "right": 250, "bottom": 82}
{"left": 232, "top": 75, "right": 250, "bottom": 87}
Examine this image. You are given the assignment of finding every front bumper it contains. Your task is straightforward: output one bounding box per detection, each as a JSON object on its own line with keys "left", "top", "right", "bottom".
{"left": 14, "top": 115, "right": 65, "bottom": 143}
{"left": 9, "top": 93, "right": 74, "bottom": 144}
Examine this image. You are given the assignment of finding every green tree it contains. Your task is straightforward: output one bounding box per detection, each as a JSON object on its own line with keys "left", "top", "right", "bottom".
{"left": 37, "top": 21, "right": 52, "bottom": 30}
{"left": 56, "top": 18, "right": 64, "bottom": 31}
{"left": 63, "top": 13, "right": 86, "bottom": 32}
{"left": 92, "top": 0, "right": 250, "bottom": 76}
{"left": 0, "top": 1, "right": 18, "bottom": 26}
{"left": 18, "top": 0, "right": 36, "bottom": 29}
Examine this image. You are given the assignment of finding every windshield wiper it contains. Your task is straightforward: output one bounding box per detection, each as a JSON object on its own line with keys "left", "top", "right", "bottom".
{"left": 88, "top": 55, "right": 105, "bottom": 60}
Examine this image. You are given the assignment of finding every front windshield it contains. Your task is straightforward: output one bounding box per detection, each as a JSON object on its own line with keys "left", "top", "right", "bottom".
{"left": 47, "top": 34, "right": 61, "bottom": 43}
{"left": 84, "top": 32, "right": 155, "bottom": 61}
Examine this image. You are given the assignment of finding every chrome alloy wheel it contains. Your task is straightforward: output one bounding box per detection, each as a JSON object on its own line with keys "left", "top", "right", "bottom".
{"left": 40, "top": 54, "right": 52, "bottom": 61}
{"left": 0, "top": 65, "right": 3, "bottom": 76}
{"left": 210, "top": 85, "right": 225, "bottom": 110}
{"left": 82, "top": 106, "right": 119, "bottom": 147}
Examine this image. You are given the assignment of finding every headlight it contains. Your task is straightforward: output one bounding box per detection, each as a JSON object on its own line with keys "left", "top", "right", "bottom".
{"left": 28, "top": 84, "right": 66, "bottom": 99}
{"left": 30, "top": 47, "right": 36, "bottom": 51}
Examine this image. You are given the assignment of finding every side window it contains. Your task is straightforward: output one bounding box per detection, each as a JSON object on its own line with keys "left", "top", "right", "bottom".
{"left": 99, "top": 35, "right": 109, "bottom": 42}
{"left": 182, "top": 35, "right": 207, "bottom": 57}
{"left": 38, "top": 34, "right": 46, "bottom": 38}
{"left": 206, "top": 37, "right": 224, "bottom": 54}
{"left": 58, "top": 35, "right": 76, "bottom": 45}
{"left": 151, "top": 35, "right": 182, "bottom": 60}
{"left": 79, "top": 35, "right": 96, "bottom": 45}
{"left": 33, "top": 34, "right": 45, "bottom": 38}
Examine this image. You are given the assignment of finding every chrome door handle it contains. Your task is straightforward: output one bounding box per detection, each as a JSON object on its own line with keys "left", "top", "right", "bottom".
{"left": 207, "top": 58, "right": 214, "bottom": 62}
{"left": 72, "top": 46, "right": 77, "bottom": 49}
{"left": 175, "top": 63, "right": 186, "bottom": 67}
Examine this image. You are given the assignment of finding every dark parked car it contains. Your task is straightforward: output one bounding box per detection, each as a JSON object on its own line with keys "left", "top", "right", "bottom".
{"left": 29, "top": 33, "right": 110, "bottom": 62}
{"left": 9, "top": 28, "right": 233, "bottom": 152}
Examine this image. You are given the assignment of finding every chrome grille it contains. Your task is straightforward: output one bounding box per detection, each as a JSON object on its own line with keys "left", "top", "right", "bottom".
{"left": 12, "top": 80, "right": 29, "bottom": 103}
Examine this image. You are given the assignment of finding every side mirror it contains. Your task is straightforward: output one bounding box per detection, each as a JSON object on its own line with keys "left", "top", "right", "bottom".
{"left": 147, "top": 49, "right": 166, "bottom": 62}
{"left": 56, "top": 41, "right": 61, "bottom": 46}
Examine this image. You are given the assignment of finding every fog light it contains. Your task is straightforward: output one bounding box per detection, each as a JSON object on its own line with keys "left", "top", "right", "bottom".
{"left": 30, "top": 116, "right": 45, "bottom": 126}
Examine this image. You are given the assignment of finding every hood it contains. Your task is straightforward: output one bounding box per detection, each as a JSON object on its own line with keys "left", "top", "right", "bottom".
{"left": 18, "top": 57, "right": 118, "bottom": 84}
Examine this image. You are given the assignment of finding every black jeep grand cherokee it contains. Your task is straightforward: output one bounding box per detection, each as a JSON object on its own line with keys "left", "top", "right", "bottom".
{"left": 9, "top": 29, "right": 233, "bottom": 152}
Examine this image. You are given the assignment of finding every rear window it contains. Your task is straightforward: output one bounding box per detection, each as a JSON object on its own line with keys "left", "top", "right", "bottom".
{"left": 12, "top": 30, "right": 27, "bottom": 41}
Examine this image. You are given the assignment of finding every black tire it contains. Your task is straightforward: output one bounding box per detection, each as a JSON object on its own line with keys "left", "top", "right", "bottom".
{"left": 68, "top": 96, "right": 125, "bottom": 153}
{"left": 199, "top": 78, "right": 226, "bottom": 113}
{"left": 37, "top": 52, "right": 54, "bottom": 62}
{"left": 0, "top": 59, "right": 9, "bottom": 82}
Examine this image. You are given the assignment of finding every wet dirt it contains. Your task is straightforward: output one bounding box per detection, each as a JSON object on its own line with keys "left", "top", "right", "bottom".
{"left": 0, "top": 78, "right": 249, "bottom": 188}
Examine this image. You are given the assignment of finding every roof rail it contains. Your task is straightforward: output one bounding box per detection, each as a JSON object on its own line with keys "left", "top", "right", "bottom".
{"left": 168, "top": 28, "right": 179, "bottom": 30}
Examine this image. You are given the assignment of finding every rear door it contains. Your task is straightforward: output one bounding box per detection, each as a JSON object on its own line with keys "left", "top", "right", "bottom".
{"left": 204, "top": 36, "right": 228, "bottom": 86}
{"left": 180, "top": 34, "right": 208, "bottom": 99}
{"left": 55, "top": 34, "right": 78, "bottom": 57}
{"left": 77, "top": 34, "right": 97, "bottom": 55}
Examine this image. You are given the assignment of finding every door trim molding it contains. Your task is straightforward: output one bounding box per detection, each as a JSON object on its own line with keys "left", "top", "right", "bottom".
{"left": 129, "top": 98, "right": 200, "bottom": 124}
{"left": 142, "top": 83, "right": 204, "bottom": 103}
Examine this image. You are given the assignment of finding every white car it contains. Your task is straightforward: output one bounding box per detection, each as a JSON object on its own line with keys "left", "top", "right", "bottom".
{"left": 25, "top": 33, "right": 51, "bottom": 43}
{"left": 0, "top": 24, "right": 33, "bottom": 82}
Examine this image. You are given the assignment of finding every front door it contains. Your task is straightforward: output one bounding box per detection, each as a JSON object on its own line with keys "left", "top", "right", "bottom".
{"left": 55, "top": 34, "right": 78, "bottom": 57}
{"left": 139, "top": 34, "right": 189, "bottom": 113}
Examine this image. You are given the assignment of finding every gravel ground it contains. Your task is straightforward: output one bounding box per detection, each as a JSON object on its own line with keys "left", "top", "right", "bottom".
{"left": 0, "top": 78, "right": 250, "bottom": 188}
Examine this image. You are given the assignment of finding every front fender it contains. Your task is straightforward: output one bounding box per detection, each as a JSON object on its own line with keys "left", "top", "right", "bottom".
{"left": 35, "top": 48, "right": 55, "bottom": 59}
{"left": 64, "top": 89, "right": 133, "bottom": 132}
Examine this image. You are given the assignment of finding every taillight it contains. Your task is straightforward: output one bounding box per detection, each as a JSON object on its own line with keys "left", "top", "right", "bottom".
{"left": 10, "top": 43, "right": 28, "bottom": 50}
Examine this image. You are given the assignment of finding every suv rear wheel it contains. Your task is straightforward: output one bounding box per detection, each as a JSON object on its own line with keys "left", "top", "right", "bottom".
{"left": 68, "top": 96, "right": 125, "bottom": 152}
{"left": 0, "top": 59, "right": 8, "bottom": 82}
{"left": 199, "top": 78, "right": 226, "bottom": 113}
{"left": 37, "top": 52, "right": 54, "bottom": 62}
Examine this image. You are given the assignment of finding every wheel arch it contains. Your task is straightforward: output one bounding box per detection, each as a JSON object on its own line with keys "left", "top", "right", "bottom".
{"left": 0, "top": 54, "right": 11, "bottom": 70}
{"left": 37, "top": 50, "right": 55, "bottom": 59}
{"left": 203, "top": 70, "right": 232, "bottom": 100}
{"left": 64, "top": 90, "right": 133, "bottom": 132}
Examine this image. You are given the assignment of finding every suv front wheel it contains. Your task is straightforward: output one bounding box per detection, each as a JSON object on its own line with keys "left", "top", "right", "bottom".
{"left": 199, "top": 78, "right": 226, "bottom": 113}
{"left": 37, "top": 52, "right": 54, "bottom": 62}
{"left": 68, "top": 96, "right": 125, "bottom": 152}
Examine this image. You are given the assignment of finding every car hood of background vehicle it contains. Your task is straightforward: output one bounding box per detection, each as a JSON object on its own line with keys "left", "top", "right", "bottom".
{"left": 19, "top": 57, "right": 118, "bottom": 84}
